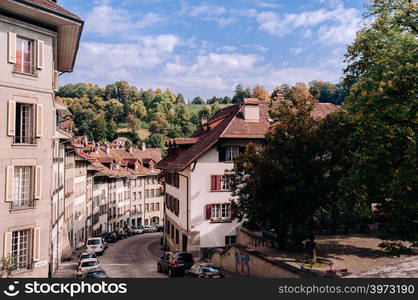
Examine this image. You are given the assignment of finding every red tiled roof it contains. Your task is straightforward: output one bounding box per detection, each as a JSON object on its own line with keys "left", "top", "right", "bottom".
{"left": 156, "top": 101, "right": 339, "bottom": 171}
{"left": 19, "top": 0, "right": 81, "bottom": 20}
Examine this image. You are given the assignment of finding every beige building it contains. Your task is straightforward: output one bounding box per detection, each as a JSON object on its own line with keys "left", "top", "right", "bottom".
{"left": 0, "top": 0, "right": 82, "bottom": 277}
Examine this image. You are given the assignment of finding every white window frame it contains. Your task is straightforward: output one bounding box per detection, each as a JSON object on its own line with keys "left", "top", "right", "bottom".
{"left": 13, "top": 166, "right": 33, "bottom": 209}
{"left": 225, "top": 146, "right": 240, "bottom": 162}
{"left": 211, "top": 203, "right": 231, "bottom": 221}
{"left": 15, "top": 37, "right": 34, "bottom": 75}
{"left": 11, "top": 229, "right": 33, "bottom": 270}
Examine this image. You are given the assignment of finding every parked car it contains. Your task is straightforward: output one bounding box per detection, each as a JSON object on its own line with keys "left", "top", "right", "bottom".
{"left": 103, "top": 232, "right": 117, "bottom": 243}
{"left": 185, "top": 264, "right": 225, "bottom": 278}
{"left": 79, "top": 252, "right": 97, "bottom": 263}
{"left": 116, "top": 229, "right": 128, "bottom": 240}
{"left": 132, "top": 226, "right": 144, "bottom": 235}
{"left": 86, "top": 237, "right": 106, "bottom": 255}
{"left": 143, "top": 225, "right": 157, "bottom": 233}
{"left": 157, "top": 252, "right": 194, "bottom": 277}
{"left": 156, "top": 226, "right": 164, "bottom": 232}
{"left": 83, "top": 267, "right": 108, "bottom": 278}
{"left": 77, "top": 258, "right": 100, "bottom": 277}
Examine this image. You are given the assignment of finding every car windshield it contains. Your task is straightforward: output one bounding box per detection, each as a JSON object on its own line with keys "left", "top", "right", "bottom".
{"left": 81, "top": 261, "right": 98, "bottom": 267}
{"left": 81, "top": 254, "right": 95, "bottom": 260}
{"left": 87, "top": 270, "right": 106, "bottom": 277}
{"left": 87, "top": 239, "right": 101, "bottom": 245}
{"left": 177, "top": 253, "right": 193, "bottom": 262}
{"left": 202, "top": 266, "right": 219, "bottom": 273}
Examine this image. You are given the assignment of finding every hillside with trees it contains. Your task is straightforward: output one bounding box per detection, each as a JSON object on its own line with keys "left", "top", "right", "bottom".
{"left": 58, "top": 81, "right": 347, "bottom": 151}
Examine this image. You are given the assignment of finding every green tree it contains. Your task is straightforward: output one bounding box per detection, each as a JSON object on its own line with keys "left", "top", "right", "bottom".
{"left": 191, "top": 96, "right": 205, "bottom": 105}
{"left": 130, "top": 101, "right": 147, "bottom": 120}
{"left": 342, "top": 0, "right": 418, "bottom": 246}
{"left": 232, "top": 84, "right": 252, "bottom": 104}
{"left": 228, "top": 83, "right": 351, "bottom": 260}
{"left": 175, "top": 93, "right": 186, "bottom": 105}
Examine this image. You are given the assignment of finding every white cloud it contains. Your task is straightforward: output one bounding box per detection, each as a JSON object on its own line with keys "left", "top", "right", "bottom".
{"left": 255, "top": 5, "right": 363, "bottom": 45}
{"left": 290, "top": 47, "right": 303, "bottom": 55}
{"left": 85, "top": 3, "right": 162, "bottom": 36}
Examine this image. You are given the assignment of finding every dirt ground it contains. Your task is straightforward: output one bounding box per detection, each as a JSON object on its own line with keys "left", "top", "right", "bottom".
{"left": 259, "top": 234, "right": 416, "bottom": 276}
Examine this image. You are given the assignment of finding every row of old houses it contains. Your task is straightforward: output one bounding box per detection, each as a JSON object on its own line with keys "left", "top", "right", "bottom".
{"left": 0, "top": 0, "right": 165, "bottom": 278}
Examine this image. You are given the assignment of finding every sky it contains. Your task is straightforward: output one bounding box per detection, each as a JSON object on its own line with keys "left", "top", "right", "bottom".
{"left": 59, "top": 0, "right": 366, "bottom": 99}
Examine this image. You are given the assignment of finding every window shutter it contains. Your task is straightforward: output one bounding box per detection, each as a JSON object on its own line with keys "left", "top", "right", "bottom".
{"left": 3, "top": 232, "right": 12, "bottom": 258}
{"left": 33, "top": 227, "right": 41, "bottom": 262}
{"left": 36, "top": 104, "right": 43, "bottom": 138}
{"left": 53, "top": 71, "right": 59, "bottom": 91}
{"left": 37, "top": 40, "right": 44, "bottom": 69}
{"left": 35, "top": 165, "right": 42, "bottom": 199}
{"left": 52, "top": 109, "right": 57, "bottom": 138}
{"left": 5, "top": 166, "right": 14, "bottom": 202}
{"left": 218, "top": 147, "right": 226, "bottom": 162}
{"left": 216, "top": 176, "right": 222, "bottom": 191}
{"left": 175, "top": 199, "right": 179, "bottom": 216}
{"left": 211, "top": 176, "right": 216, "bottom": 191}
{"left": 7, "top": 101, "right": 16, "bottom": 137}
{"left": 8, "top": 32, "right": 16, "bottom": 64}
{"left": 205, "top": 204, "right": 212, "bottom": 220}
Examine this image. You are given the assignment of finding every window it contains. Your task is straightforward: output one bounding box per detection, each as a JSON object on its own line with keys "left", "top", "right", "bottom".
{"left": 156, "top": 203, "right": 160, "bottom": 211}
{"left": 207, "top": 204, "right": 231, "bottom": 221}
{"left": 11, "top": 229, "right": 32, "bottom": 270}
{"left": 145, "top": 189, "right": 149, "bottom": 198}
{"left": 175, "top": 229, "right": 179, "bottom": 244}
{"left": 15, "top": 103, "right": 34, "bottom": 144}
{"left": 133, "top": 192, "right": 136, "bottom": 200}
{"left": 225, "top": 235, "right": 236, "bottom": 246}
{"left": 15, "top": 37, "right": 34, "bottom": 74}
{"left": 211, "top": 175, "right": 230, "bottom": 191}
{"left": 145, "top": 204, "right": 149, "bottom": 212}
{"left": 138, "top": 192, "right": 142, "bottom": 200}
{"left": 13, "top": 166, "right": 33, "bottom": 208}
{"left": 151, "top": 203, "right": 154, "bottom": 212}
{"left": 150, "top": 189, "right": 155, "bottom": 198}
{"left": 225, "top": 146, "right": 240, "bottom": 162}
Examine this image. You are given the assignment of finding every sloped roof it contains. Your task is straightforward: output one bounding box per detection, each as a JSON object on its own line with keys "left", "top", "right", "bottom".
{"left": 156, "top": 101, "right": 339, "bottom": 171}
{"left": 17, "top": 0, "right": 81, "bottom": 20}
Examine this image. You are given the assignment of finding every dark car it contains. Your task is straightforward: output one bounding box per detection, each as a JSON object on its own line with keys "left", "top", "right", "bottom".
{"left": 83, "top": 267, "right": 108, "bottom": 278}
{"left": 185, "top": 264, "right": 224, "bottom": 278}
{"left": 156, "top": 226, "right": 164, "bottom": 232}
{"left": 103, "top": 232, "right": 117, "bottom": 243}
{"left": 157, "top": 252, "right": 194, "bottom": 277}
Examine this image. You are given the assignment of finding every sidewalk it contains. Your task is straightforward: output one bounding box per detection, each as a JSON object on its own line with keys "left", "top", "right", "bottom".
{"left": 147, "top": 239, "right": 164, "bottom": 259}
{"left": 52, "top": 249, "right": 84, "bottom": 278}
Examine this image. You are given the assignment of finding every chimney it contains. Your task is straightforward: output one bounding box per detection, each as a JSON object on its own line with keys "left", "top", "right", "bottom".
{"left": 243, "top": 98, "right": 260, "bottom": 122}
{"left": 104, "top": 143, "right": 110, "bottom": 154}
{"left": 141, "top": 142, "right": 146, "bottom": 151}
{"left": 201, "top": 116, "right": 208, "bottom": 126}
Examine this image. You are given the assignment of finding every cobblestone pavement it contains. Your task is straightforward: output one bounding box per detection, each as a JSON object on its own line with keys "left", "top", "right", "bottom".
{"left": 99, "top": 232, "right": 166, "bottom": 278}
{"left": 347, "top": 256, "right": 418, "bottom": 278}
{"left": 53, "top": 233, "right": 166, "bottom": 278}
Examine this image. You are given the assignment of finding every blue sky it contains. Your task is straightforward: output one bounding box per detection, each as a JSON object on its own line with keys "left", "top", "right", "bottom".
{"left": 60, "top": 0, "right": 366, "bottom": 99}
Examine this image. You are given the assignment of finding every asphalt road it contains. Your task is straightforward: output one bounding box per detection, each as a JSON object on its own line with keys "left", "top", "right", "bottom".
{"left": 99, "top": 232, "right": 167, "bottom": 278}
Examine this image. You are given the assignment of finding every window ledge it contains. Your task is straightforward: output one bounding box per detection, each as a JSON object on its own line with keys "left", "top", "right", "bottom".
{"left": 12, "top": 143, "right": 37, "bottom": 148}
{"left": 13, "top": 70, "right": 38, "bottom": 78}
{"left": 210, "top": 219, "right": 232, "bottom": 224}
{"left": 10, "top": 206, "right": 36, "bottom": 213}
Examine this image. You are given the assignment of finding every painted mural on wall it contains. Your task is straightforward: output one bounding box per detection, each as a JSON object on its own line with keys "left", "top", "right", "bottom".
{"left": 235, "top": 252, "right": 250, "bottom": 274}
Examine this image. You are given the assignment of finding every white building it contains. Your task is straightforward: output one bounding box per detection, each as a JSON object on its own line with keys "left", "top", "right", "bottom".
{"left": 157, "top": 99, "right": 338, "bottom": 258}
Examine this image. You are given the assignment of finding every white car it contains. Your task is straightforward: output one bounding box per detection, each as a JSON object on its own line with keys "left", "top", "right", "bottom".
{"left": 143, "top": 225, "right": 157, "bottom": 233}
{"left": 86, "top": 237, "right": 106, "bottom": 254}
{"left": 79, "top": 251, "right": 97, "bottom": 262}
{"left": 76, "top": 258, "right": 100, "bottom": 277}
{"left": 132, "top": 226, "right": 144, "bottom": 234}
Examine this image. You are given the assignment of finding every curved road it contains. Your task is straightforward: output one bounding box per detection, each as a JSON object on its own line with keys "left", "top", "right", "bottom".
{"left": 99, "top": 232, "right": 166, "bottom": 278}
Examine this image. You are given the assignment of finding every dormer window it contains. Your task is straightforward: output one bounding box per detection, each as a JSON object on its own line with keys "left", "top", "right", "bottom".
{"left": 16, "top": 37, "right": 34, "bottom": 74}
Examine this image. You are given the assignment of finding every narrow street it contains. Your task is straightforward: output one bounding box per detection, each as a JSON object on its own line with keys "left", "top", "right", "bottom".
{"left": 99, "top": 233, "right": 167, "bottom": 278}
